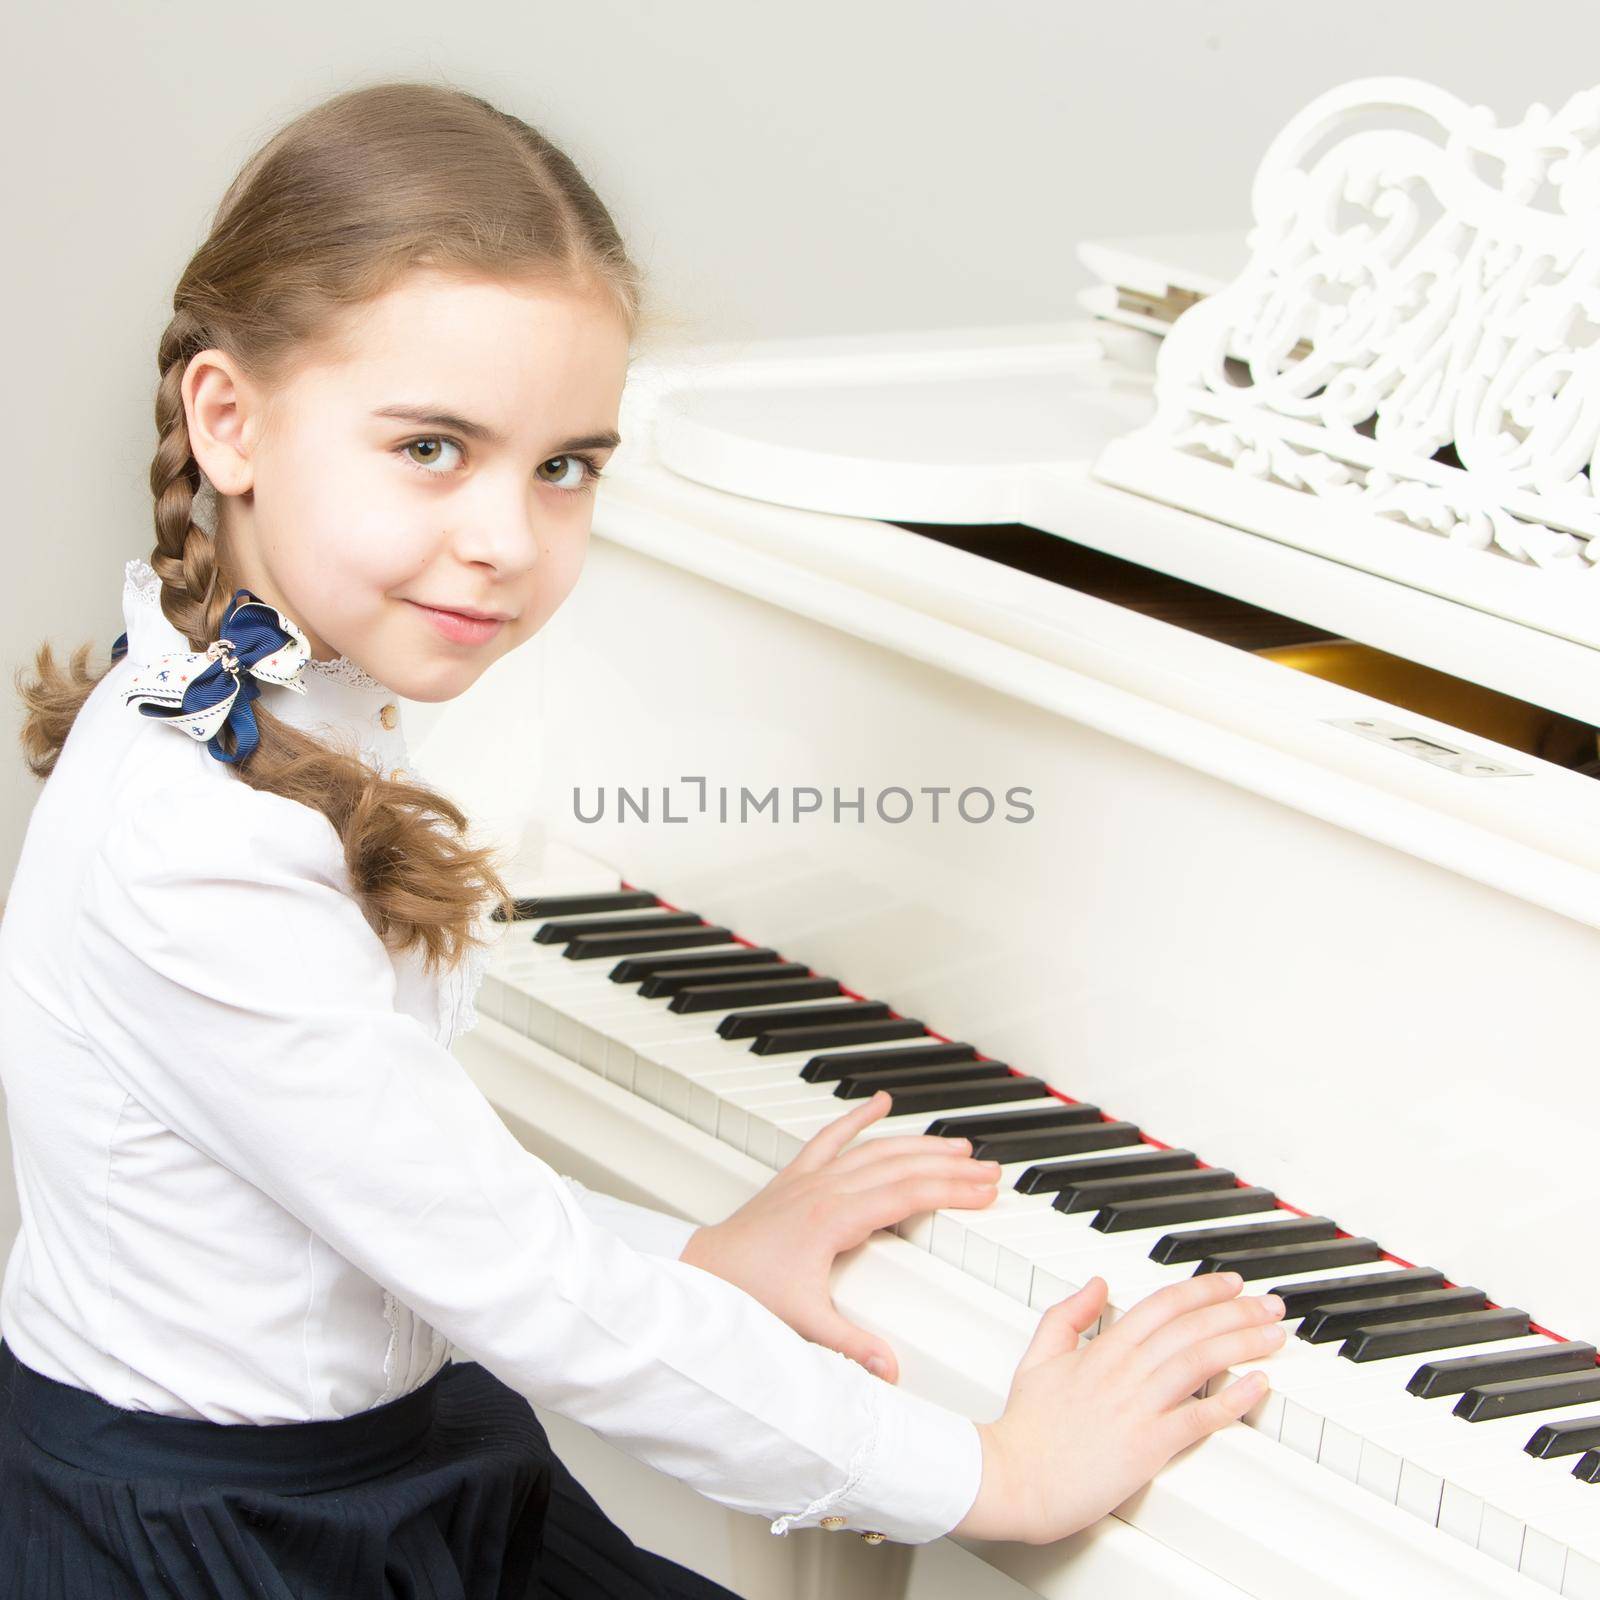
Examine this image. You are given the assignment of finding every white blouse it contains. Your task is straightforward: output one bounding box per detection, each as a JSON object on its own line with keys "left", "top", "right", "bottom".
{"left": 0, "top": 558, "right": 982, "bottom": 1544}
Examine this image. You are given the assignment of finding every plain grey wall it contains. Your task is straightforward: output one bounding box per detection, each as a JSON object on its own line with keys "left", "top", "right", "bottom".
{"left": 1, "top": 0, "right": 1594, "bottom": 1253}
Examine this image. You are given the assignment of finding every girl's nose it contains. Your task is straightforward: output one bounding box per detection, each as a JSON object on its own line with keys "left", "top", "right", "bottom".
{"left": 455, "top": 514, "right": 542, "bottom": 575}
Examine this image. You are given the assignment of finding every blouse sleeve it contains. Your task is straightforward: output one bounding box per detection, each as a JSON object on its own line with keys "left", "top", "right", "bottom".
{"left": 559, "top": 1177, "right": 699, "bottom": 1260}
{"left": 70, "top": 783, "right": 982, "bottom": 1543}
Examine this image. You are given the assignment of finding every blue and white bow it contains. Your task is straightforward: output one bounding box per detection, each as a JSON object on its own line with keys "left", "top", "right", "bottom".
{"left": 110, "top": 588, "right": 309, "bottom": 764}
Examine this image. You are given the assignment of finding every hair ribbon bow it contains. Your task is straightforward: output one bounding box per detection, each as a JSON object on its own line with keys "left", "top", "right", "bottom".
{"left": 110, "top": 588, "right": 309, "bottom": 764}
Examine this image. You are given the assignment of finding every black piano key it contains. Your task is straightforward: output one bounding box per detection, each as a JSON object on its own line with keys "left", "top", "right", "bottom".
{"left": 1275, "top": 1267, "right": 1447, "bottom": 1322}
{"left": 1154, "top": 1216, "right": 1340, "bottom": 1266}
{"left": 927, "top": 1105, "right": 1101, "bottom": 1139}
{"left": 801, "top": 1043, "right": 980, "bottom": 1083}
{"left": 1092, "top": 1186, "right": 1276, "bottom": 1235}
{"left": 1340, "top": 1308, "right": 1531, "bottom": 1365}
{"left": 834, "top": 1062, "right": 1015, "bottom": 1098}
{"left": 1193, "top": 1236, "right": 1382, "bottom": 1281}
{"left": 1455, "top": 1369, "right": 1600, "bottom": 1423}
{"left": 639, "top": 961, "right": 808, "bottom": 998}
{"left": 534, "top": 910, "right": 702, "bottom": 944}
{"left": 1526, "top": 1416, "right": 1600, "bottom": 1460}
{"left": 1016, "top": 1149, "right": 1198, "bottom": 1195}
{"left": 670, "top": 976, "right": 841, "bottom": 1013}
{"left": 877, "top": 1076, "right": 1050, "bottom": 1115}
{"left": 1051, "top": 1168, "right": 1238, "bottom": 1215}
{"left": 609, "top": 948, "right": 779, "bottom": 983}
{"left": 1298, "top": 1287, "right": 1487, "bottom": 1345}
{"left": 1571, "top": 1450, "right": 1600, "bottom": 1482}
{"left": 720, "top": 1001, "right": 889, "bottom": 1041}
{"left": 499, "top": 889, "right": 657, "bottom": 920}
{"left": 825, "top": 1056, "right": 998, "bottom": 1094}
{"left": 970, "top": 1121, "right": 1142, "bottom": 1163}
{"left": 750, "top": 1019, "right": 928, "bottom": 1055}
{"left": 566, "top": 926, "right": 733, "bottom": 960}
{"left": 1409, "top": 1341, "right": 1598, "bottom": 1400}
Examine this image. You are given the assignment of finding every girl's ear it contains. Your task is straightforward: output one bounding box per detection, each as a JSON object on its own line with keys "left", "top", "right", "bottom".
{"left": 183, "top": 349, "right": 260, "bottom": 501}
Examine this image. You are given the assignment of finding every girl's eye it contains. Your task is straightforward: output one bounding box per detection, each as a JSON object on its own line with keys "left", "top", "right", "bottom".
{"left": 535, "top": 453, "right": 602, "bottom": 492}
{"left": 399, "top": 436, "right": 464, "bottom": 474}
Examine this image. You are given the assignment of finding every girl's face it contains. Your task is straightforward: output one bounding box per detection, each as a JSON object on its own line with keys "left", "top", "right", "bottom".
{"left": 184, "top": 269, "right": 631, "bottom": 702}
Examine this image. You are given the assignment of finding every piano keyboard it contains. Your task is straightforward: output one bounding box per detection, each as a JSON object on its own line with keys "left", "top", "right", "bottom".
{"left": 479, "top": 886, "right": 1600, "bottom": 1596}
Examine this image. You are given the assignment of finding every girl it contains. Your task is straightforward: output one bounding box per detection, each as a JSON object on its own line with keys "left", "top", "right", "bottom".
{"left": 0, "top": 80, "right": 1283, "bottom": 1599}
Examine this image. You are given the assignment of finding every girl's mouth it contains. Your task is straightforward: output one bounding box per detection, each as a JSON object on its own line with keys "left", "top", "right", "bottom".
{"left": 406, "top": 600, "right": 505, "bottom": 646}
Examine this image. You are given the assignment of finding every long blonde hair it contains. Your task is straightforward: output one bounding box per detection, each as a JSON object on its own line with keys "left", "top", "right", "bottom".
{"left": 17, "top": 80, "right": 647, "bottom": 973}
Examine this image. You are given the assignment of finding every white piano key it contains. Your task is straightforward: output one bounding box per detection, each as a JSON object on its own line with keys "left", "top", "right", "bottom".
{"left": 1566, "top": 1549, "right": 1600, "bottom": 1600}
{"left": 1519, "top": 1523, "right": 1568, "bottom": 1593}
{"left": 1537, "top": 1505, "right": 1600, "bottom": 1597}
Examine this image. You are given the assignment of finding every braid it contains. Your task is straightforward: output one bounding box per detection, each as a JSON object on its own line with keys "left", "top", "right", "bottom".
{"left": 148, "top": 310, "right": 225, "bottom": 649}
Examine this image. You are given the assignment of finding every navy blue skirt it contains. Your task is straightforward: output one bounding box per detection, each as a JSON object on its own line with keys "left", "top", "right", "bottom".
{"left": 0, "top": 1339, "right": 741, "bottom": 1599}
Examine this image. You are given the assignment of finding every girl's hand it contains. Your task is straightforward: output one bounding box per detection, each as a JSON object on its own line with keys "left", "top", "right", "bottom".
{"left": 953, "top": 1273, "right": 1287, "bottom": 1545}
{"left": 678, "top": 1089, "right": 1001, "bottom": 1380}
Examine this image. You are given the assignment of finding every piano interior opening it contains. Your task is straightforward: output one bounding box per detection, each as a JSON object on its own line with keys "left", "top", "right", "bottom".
{"left": 891, "top": 519, "right": 1600, "bottom": 779}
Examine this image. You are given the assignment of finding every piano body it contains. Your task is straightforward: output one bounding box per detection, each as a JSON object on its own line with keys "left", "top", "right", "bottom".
{"left": 419, "top": 78, "right": 1600, "bottom": 1597}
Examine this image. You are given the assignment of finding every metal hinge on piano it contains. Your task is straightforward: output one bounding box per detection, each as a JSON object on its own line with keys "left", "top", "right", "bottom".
{"left": 423, "top": 75, "right": 1600, "bottom": 1600}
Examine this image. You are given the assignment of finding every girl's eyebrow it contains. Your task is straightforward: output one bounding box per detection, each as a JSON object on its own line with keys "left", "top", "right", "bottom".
{"left": 372, "top": 403, "right": 620, "bottom": 453}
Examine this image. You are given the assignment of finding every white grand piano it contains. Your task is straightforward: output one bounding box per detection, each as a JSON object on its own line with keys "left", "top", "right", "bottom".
{"left": 419, "top": 77, "right": 1600, "bottom": 1598}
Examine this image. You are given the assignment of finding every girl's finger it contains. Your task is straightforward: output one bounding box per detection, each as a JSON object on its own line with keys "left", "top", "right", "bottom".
{"left": 1016, "top": 1279, "right": 1108, "bottom": 1376}
{"left": 843, "top": 1174, "right": 1003, "bottom": 1238}
{"left": 826, "top": 1151, "right": 1000, "bottom": 1197}
{"left": 801, "top": 1301, "right": 901, "bottom": 1385}
{"left": 1145, "top": 1321, "right": 1287, "bottom": 1412}
{"left": 1096, "top": 1271, "right": 1246, "bottom": 1351}
{"left": 1161, "top": 1369, "right": 1270, "bottom": 1454}
{"left": 828, "top": 1132, "right": 972, "bottom": 1171}
{"left": 783, "top": 1091, "right": 893, "bottom": 1174}
{"left": 1134, "top": 1293, "right": 1283, "bottom": 1376}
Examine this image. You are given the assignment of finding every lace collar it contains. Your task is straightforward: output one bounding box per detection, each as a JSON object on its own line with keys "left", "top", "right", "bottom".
{"left": 119, "top": 557, "right": 408, "bottom": 769}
